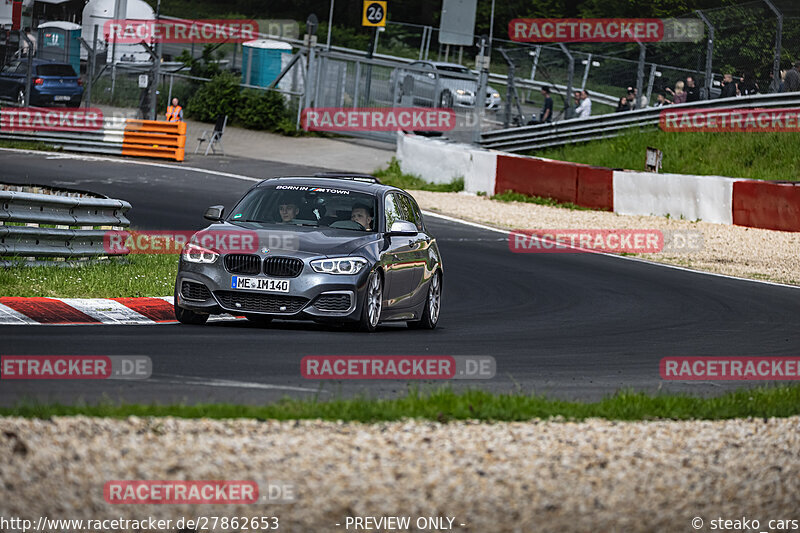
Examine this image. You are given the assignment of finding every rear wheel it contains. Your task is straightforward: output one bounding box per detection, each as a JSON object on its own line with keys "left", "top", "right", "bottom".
{"left": 439, "top": 90, "right": 453, "bottom": 108}
{"left": 408, "top": 271, "right": 441, "bottom": 330}
{"left": 359, "top": 270, "right": 383, "bottom": 332}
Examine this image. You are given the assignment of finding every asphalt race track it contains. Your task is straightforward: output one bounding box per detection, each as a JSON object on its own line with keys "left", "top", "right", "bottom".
{"left": 1, "top": 149, "right": 799, "bottom": 406}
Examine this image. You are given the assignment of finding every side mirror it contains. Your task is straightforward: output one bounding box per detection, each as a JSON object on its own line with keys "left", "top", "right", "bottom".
{"left": 204, "top": 205, "right": 225, "bottom": 222}
{"left": 387, "top": 220, "right": 418, "bottom": 236}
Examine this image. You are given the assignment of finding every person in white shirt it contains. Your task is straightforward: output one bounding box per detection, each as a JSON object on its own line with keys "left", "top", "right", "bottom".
{"left": 576, "top": 90, "right": 592, "bottom": 118}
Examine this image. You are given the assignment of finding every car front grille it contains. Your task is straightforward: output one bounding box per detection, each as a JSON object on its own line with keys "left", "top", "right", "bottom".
{"left": 224, "top": 254, "right": 261, "bottom": 275}
{"left": 181, "top": 281, "right": 211, "bottom": 301}
{"left": 314, "top": 293, "right": 352, "bottom": 312}
{"left": 264, "top": 256, "right": 304, "bottom": 277}
{"left": 214, "top": 291, "right": 308, "bottom": 314}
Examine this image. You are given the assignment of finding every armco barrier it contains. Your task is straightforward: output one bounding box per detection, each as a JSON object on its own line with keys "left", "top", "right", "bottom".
{"left": 733, "top": 181, "right": 800, "bottom": 232}
{"left": 0, "top": 115, "right": 186, "bottom": 162}
{"left": 613, "top": 171, "right": 735, "bottom": 225}
{"left": 495, "top": 154, "right": 578, "bottom": 204}
{"left": 0, "top": 184, "right": 131, "bottom": 266}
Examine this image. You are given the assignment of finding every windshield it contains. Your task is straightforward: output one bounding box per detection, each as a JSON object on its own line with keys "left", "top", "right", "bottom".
{"left": 435, "top": 65, "right": 470, "bottom": 74}
{"left": 229, "top": 184, "right": 378, "bottom": 232}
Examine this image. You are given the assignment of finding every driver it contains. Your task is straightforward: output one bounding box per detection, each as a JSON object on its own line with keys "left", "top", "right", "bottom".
{"left": 350, "top": 203, "right": 374, "bottom": 231}
{"left": 278, "top": 200, "right": 300, "bottom": 223}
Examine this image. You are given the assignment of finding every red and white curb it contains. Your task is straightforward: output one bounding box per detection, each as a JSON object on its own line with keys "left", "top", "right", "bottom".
{"left": 0, "top": 296, "right": 241, "bottom": 325}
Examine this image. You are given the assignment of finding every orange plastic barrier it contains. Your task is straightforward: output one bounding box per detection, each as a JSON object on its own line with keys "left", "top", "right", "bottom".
{"left": 732, "top": 180, "right": 800, "bottom": 232}
{"left": 122, "top": 120, "right": 186, "bottom": 161}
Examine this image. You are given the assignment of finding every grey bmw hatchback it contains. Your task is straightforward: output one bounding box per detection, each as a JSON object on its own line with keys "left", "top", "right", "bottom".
{"left": 174, "top": 175, "right": 443, "bottom": 331}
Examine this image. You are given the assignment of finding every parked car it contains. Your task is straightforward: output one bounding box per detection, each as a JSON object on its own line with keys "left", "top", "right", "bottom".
{"left": 174, "top": 174, "right": 444, "bottom": 332}
{"left": 0, "top": 59, "right": 83, "bottom": 107}
{"left": 392, "top": 61, "right": 495, "bottom": 109}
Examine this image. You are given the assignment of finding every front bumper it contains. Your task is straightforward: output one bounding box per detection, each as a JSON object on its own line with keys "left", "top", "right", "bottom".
{"left": 175, "top": 259, "right": 369, "bottom": 321}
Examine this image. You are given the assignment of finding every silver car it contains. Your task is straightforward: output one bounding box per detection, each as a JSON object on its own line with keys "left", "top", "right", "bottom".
{"left": 174, "top": 175, "right": 443, "bottom": 332}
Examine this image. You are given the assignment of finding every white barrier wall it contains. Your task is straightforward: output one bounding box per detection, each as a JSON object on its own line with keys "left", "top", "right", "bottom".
{"left": 396, "top": 133, "right": 497, "bottom": 195}
{"left": 613, "top": 171, "right": 736, "bottom": 225}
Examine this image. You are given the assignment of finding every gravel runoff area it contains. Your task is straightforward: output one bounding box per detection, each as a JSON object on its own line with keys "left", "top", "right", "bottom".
{"left": 410, "top": 191, "right": 800, "bottom": 286}
{"left": 1, "top": 416, "right": 798, "bottom": 532}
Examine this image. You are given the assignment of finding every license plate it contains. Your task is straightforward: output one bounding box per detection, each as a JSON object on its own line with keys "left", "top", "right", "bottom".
{"left": 54, "top": 95, "right": 71, "bottom": 101}
{"left": 231, "top": 276, "right": 290, "bottom": 293}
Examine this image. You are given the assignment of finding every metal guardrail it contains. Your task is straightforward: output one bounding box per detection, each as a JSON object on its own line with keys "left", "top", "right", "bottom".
{"left": 480, "top": 92, "right": 800, "bottom": 153}
{"left": 0, "top": 186, "right": 131, "bottom": 267}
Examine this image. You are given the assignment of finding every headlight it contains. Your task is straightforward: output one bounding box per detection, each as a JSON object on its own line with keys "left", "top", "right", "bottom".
{"left": 311, "top": 257, "right": 368, "bottom": 275}
{"left": 456, "top": 89, "right": 466, "bottom": 95}
{"left": 182, "top": 243, "right": 219, "bottom": 264}
{"left": 492, "top": 92, "right": 500, "bottom": 98}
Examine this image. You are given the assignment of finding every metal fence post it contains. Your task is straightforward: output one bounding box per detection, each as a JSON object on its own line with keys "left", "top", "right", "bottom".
{"left": 78, "top": 36, "right": 95, "bottom": 108}
{"left": 580, "top": 53, "right": 592, "bottom": 90}
{"left": 20, "top": 32, "right": 33, "bottom": 106}
{"left": 646, "top": 64, "right": 657, "bottom": 103}
{"left": 559, "top": 43, "right": 574, "bottom": 118}
{"left": 474, "top": 35, "right": 489, "bottom": 144}
{"left": 696, "top": 10, "right": 714, "bottom": 100}
{"left": 635, "top": 43, "right": 645, "bottom": 109}
{"left": 763, "top": 0, "right": 782, "bottom": 93}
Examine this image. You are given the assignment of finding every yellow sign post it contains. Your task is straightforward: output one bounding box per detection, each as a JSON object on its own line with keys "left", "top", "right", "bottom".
{"left": 362, "top": 1, "right": 387, "bottom": 27}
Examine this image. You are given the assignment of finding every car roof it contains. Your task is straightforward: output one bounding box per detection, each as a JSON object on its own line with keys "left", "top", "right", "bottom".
{"left": 429, "top": 61, "right": 470, "bottom": 69}
{"left": 256, "top": 176, "right": 406, "bottom": 195}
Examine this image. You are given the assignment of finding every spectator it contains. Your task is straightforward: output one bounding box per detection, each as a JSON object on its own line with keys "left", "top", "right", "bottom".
{"left": 615, "top": 96, "right": 629, "bottom": 112}
{"left": 653, "top": 93, "right": 670, "bottom": 107}
{"left": 685, "top": 76, "right": 700, "bottom": 102}
{"left": 719, "top": 73, "right": 738, "bottom": 98}
{"left": 783, "top": 61, "right": 800, "bottom": 93}
{"left": 528, "top": 86, "right": 553, "bottom": 124}
{"left": 627, "top": 87, "right": 647, "bottom": 109}
{"left": 666, "top": 81, "right": 687, "bottom": 104}
{"left": 768, "top": 70, "right": 784, "bottom": 93}
{"left": 739, "top": 72, "right": 759, "bottom": 96}
{"left": 576, "top": 90, "right": 592, "bottom": 118}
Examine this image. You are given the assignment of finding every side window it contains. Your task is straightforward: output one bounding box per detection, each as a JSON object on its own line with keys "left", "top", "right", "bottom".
{"left": 2, "top": 62, "right": 18, "bottom": 74}
{"left": 14, "top": 62, "right": 27, "bottom": 74}
{"left": 384, "top": 193, "right": 403, "bottom": 230}
{"left": 401, "top": 195, "right": 424, "bottom": 231}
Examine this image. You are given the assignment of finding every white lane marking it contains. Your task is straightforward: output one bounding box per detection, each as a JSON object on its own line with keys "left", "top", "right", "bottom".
{"left": 0, "top": 303, "right": 39, "bottom": 325}
{"left": 151, "top": 374, "right": 324, "bottom": 393}
{"left": 60, "top": 298, "right": 153, "bottom": 324}
{"left": 422, "top": 210, "right": 800, "bottom": 290}
{"left": 0, "top": 147, "right": 263, "bottom": 182}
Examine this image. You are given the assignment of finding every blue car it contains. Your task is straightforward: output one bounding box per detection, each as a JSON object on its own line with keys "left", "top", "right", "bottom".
{"left": 0, "top": 59, "right": 83, "bottom": 107}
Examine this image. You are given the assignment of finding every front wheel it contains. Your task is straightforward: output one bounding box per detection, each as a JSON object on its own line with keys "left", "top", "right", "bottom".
{"left": 359, "top": 270, "right": 383, "bottom": 332}
{"left": 408, "top": 271, "right": 441, "bottom": 330}
{"left": 174, "top": 304, "right": 209, "bottom": 325}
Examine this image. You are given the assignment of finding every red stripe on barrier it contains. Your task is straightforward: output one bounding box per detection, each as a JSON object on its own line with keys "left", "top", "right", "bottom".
{"left": 0, "top": 297, "right": 100, "bottom": 324}
{"left": 495, "top": 155, "right": 579, "bottom": 203}
{"left": 112, "top": 297, "right": 176, "bottom": 322}
{"left": 732, "top": 180, "right": 800, "bottom": 232}
{"left": 576, "top": 166, "right": 614, "bottom": 210}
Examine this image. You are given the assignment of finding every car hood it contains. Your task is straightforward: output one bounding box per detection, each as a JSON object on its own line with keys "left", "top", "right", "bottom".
{"left": 196, "top": 222, "right": 381, "bottom": 258}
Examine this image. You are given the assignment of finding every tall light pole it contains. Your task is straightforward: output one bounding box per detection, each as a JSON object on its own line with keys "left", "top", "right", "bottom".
{"left": 326, "top": 0, "right": 334, "bottom": 50}
{"left": 488, "top": 0, "right": 495, "bottom": 54}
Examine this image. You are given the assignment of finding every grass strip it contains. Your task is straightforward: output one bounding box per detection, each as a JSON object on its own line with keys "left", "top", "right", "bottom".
{"left": 0, "top": 254, "right": 178, "bottom": 298}
{"left": 535, "top": 130, "right": 800, "bottom": 181}
{"left": 491, "top": 190, "right": 595, "bottom": 210}
{"left": 375, "top": 158, "right": 464, "bottom": 192}
{"left": 0, "top": 139, "right": 59, "bottom": 152}
{"left": 3, "top": 385, "right": 799, "bottom": 422}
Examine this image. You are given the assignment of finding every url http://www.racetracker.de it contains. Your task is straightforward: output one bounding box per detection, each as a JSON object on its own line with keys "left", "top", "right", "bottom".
{"left": 0, "top": 516, "right": 280, "bottom": 532}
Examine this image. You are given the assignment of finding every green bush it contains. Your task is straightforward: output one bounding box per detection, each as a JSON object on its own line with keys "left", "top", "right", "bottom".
{"left": 237, "top": 89, "right": 289, "bottom": 130}
{"left": 184, "top": 72, "right": 242, "bottom": 123}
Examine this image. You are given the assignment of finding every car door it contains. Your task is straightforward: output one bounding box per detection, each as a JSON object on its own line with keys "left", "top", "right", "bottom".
{"left": 397, "top": 194, "right": 430, "bottom": 306}
{"left": 382, "top": 192, "right": 419, "bottom": 309}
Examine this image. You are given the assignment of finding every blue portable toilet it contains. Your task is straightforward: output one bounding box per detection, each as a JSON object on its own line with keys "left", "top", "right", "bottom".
{"left": 36, "top": 21, "right": 82, "bottom": 75}
{"left": 241, "top": 39, "right": 293, "bottom": 87}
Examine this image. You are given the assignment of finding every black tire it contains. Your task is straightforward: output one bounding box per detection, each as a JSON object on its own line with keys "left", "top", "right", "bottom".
{"left": 174, "top": 287, "right": 209, "bottom": 325}
{"left": 174, "top": 303, "right": 209, "bottom": 325}
{"left": 359, "top": 270, "right": 383, "bottom": 332}
{"left": 439, "top": 90, "right": 453, "bottom": 108}
{"left": 245, "top": 314, "right": 273, "bottom": 326}
{"left": 408, "top": 271, "right": 441, "bottom": 330}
